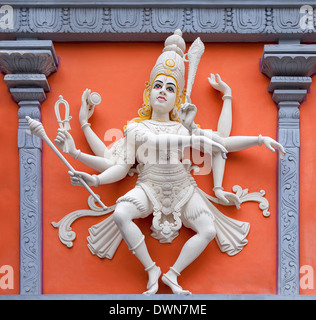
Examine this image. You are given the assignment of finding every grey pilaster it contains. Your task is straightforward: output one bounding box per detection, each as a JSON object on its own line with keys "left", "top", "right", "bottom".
{"left": 261, "top": 44, "right": 316, "bottom": 295}
{"left": 0, "top": 40, "right": 58, "bottom": 295}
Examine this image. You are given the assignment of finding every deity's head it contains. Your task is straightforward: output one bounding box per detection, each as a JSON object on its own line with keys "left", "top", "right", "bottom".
{"left": 149, "top": 29, "right": 186, "bottom": 94}
{"left": 133, "top": 29, "right": 187, "bottom": 123}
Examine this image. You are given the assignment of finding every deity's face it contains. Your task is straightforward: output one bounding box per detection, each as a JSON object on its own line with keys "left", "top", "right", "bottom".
{"left": 149, "top": 75, "right": 177, "bottom": 118}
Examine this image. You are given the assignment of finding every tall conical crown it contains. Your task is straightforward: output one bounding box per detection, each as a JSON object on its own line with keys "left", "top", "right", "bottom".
{"left": 149, "top": 29, "right": 186, "bottom": 93}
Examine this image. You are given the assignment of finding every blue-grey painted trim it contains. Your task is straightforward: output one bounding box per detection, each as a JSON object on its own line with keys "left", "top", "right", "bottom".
{"left": 261, "top": 44, "right": 316, "bottom": 295}
{"left": 277, "top": 102, "right": 301, "bottom": 295}
{"left": 18, "top": 100, "right": 43, "bottom": 295}
{"left": 0, "top": 6, "right": 316, "bottom": 42}
{"left": 2, "top": 0, "right": 315, "bottom": 8}
{"left": 0, "top": 40, "right": 58, "bottom": 295}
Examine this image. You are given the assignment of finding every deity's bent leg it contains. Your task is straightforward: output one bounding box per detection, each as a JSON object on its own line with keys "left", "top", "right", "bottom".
{"left": 112, "top": 187, "right": 160, "bottom": 295}
{"left": 162, "top": 212, "right": 216, "bottom": 294}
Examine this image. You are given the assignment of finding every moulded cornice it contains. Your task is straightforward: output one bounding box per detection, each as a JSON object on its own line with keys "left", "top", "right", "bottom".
{"left": 0, "top": 4, "right": 316, "bottom": 42}
{"left": 3, "top": 0, "right": 315, "bottom": 8}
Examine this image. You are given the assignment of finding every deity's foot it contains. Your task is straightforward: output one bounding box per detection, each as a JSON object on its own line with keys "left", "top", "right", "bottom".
{"left": 142, "top": 265, "right": 161, "bottom": 295}
{"left": 161, "top": 273, "right": 192, "bottom": 295}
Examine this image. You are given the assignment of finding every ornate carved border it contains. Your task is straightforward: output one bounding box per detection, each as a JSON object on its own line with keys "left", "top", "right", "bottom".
{"left": 0, "top": 5, "right": 315, "bottom": 42}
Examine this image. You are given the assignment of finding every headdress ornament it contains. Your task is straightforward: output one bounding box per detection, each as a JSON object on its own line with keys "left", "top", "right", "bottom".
{"left": 149, "top": 29, "right": 186, "bottom": 93}
{"left": 132, "top": 30, "right": 204, "bottom": 124}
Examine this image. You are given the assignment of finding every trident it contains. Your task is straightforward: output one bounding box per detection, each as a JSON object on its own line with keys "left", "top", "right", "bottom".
{"left": 54, "top": 95, "right": 72, "bottom": 153}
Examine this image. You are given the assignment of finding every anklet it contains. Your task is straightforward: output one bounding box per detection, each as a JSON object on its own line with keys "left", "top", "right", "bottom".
{"left": 170, "top": 266, "right": 181, "bottom": 276}
{"left": 81, "top": 122, "right": 91, "bottom": 130}
{"left": 145, "top": 262, "right": 156, "bottom": 272}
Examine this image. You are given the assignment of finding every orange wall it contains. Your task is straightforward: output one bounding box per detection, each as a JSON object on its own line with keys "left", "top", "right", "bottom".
{"left": 0, "top": 41, "right": 315, "bottom": 295}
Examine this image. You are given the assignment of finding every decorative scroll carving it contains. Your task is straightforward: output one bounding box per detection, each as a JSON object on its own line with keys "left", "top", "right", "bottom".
{"left": 19, "top": 148, "right": 42, "bottom": 295}
{"left": 201, "top": 185, "right": 270, "bottom": 218}
{"left": 51, "top": 196, "right": 116, "bottom": 248}
{"left": 232, "top": 185, "right": 270, "bottom": 217}
{"left": 278, "top": 148, "right": 299, "bottom": 295}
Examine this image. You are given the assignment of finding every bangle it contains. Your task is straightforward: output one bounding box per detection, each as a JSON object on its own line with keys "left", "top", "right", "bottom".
{"left": 74, "top": 149, "right": 81, "bottom": 160}
{"left": 81, "top": 122, "right": 91, "bottom": 130}
{"left": 258, "top": 134, "right": 264, "bottom": 146}
{"left": 213, "top": 186, "right": 224, "bottom": 192}
{"left": 222, "top": 95, "right": 233, "bottom": 101}
{"left": 191, "top": 123, "right": 198, "bottom": 131}
{"left": 92, "top": 174, "right": 100, "bottom": 187}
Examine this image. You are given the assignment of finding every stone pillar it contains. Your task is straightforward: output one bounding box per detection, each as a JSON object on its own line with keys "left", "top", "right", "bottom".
{"left": 261, "top": 42, "right": 316, "bottom": 295}
{"left": 0, "top": 40, "right": 58, "bottom": 295}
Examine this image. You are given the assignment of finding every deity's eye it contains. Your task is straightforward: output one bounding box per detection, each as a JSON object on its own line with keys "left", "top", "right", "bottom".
{"left": 154, "top": 83, "right": 162, "bottom": 89}
{"left": 167, "top": 86, "right": 175, "bottom": 93}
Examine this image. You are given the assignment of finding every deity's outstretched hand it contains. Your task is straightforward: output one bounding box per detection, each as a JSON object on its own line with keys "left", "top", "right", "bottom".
{"left": 179, "top": 103, "right": 197, "bottom": 132}
{"left": 214, "top": 189, "right": 241, "bottom": 209}
{"left": 208, "top": 73, "right": 232, "bottom": 96}
{"left": 79, "top": 88, "right": 95, "bottom": 126}
{"left": 261, "top": 136, "right": 286, "bottom": 160}
{"left": 54, "top": 128, "right": 77, "bottom": 157}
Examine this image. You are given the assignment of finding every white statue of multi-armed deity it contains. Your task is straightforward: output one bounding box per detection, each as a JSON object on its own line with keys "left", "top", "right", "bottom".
{"left": 27, "top": 30, "right": 285, "bottom": 295}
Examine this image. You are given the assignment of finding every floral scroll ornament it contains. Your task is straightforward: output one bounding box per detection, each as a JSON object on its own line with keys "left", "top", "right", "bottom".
{"left": 189, "top": 163, "right": 270, "bottom": 217}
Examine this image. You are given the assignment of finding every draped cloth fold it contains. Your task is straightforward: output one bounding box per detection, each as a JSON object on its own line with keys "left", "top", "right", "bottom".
{"left": 87, "top": 215, "right": 123, "bottom": 259}
{"left": 196, "top": 189, "right": 250, "bottom": 256}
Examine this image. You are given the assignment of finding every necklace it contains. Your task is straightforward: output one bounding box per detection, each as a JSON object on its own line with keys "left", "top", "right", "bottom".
{"left": 151, "top": 118, "right": 169, "bottom": 122}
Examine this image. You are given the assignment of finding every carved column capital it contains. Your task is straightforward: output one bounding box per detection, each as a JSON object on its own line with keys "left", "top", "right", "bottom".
{"left": 0, "top": 39, "right": 58, "bottom": 295}
{"left": 0, "top": 40, "right": 58, "bottom": 76}
{"left": 261, "top": 44, "right": 316, "bottom": 78}
{"left": 0, "top": 39, "right": 57, "bottom": 103}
